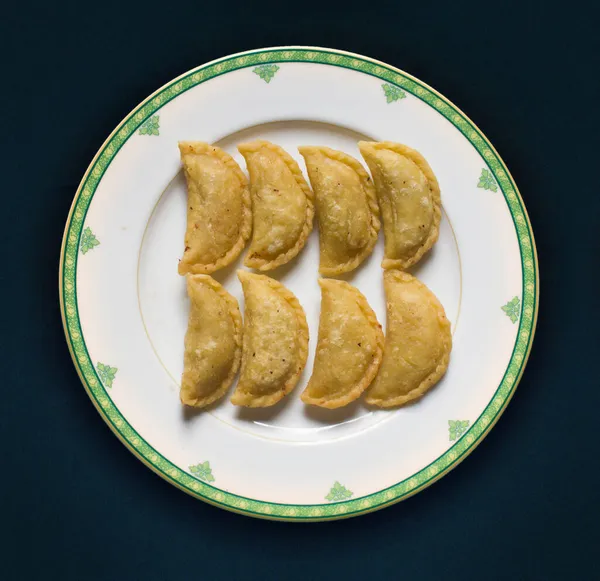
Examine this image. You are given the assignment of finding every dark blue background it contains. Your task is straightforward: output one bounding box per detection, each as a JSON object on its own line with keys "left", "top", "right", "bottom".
{"left": 8, "top": 1, "right": 599, "bottom": 579}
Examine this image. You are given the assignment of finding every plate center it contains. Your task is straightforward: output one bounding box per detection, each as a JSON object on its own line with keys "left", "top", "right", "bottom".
{"left": 137, "top": 120, "right": 461, "bottom": 443}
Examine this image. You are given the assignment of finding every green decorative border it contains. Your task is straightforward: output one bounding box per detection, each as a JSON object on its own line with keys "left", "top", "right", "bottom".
{"left": 59, "top": 47, "right": 538, "bottom": 521}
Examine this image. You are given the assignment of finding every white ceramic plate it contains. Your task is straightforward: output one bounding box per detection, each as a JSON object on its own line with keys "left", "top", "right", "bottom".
{"left": 60, "top": 47, "right": 538, "bottom": 521}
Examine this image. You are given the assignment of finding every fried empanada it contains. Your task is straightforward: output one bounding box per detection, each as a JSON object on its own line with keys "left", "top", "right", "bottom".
{"left": 238, "top": 141, "right": 314, "bottom": 270}
{"left": 178, "top": 142, "right": 251, "bottom": 275}
{"left": 358, "top": 141, "right": 441, "bottom": 269}
{"left": 181, "top": 275, "right": 242, "bottom": 408}
{"left": 231, "top": 271, "right": 309, "bottom": 407}
{"left": 299, "top": 146, "right": 380, "bottom": 275}
{"left": 302, "top": 279, "right": 384, "bottom": 408}
{"left": 365, "top": 270, "right": 451, "bottom": 407}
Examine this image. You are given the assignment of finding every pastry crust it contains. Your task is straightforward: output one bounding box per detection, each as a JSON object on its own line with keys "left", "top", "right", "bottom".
{"left": 301, "top": 279, "right": 384, "bottom": 409}
{"left": 180, "top": 275, "right": 242, "bottom": 408}
{"left": 358, "top": 141, "right": 441, "bottom": 270}
{"left": 299, "top": 146, "right": 380, "bottom": 275}
{"left": 231, "top": 271, "right": 309, "bottom": 407}
{"left": 178, "top": 142, "right": 251, "bottom": 275}
{"left": 238, "top": 140, "right": 314, "bottom": 270}
{"left": 365, "top": 270, "right": 451, "bottom": 407}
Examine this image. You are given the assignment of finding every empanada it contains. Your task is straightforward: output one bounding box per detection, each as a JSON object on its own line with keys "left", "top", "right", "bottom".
{"left": 231, "top": 271, "right": 309, "bottom": 407}
{"left": 365, "top": 270, "right": 451, "bottom": 407}
{"left": 178, "top": 142, "right": 251, "bottom": 275}
{"left": 181, "top": 275, "right": 242, "bottom": 408}
{"left": 302, "top": 279, "right": 384, "bottom": 409}
{"left": 299, "top": 146, "right": 380, "bottom": 275}
{"left": 238, "top": 141, "right": 314, "bottom": 270}
{"left": 358, "top": 141, "right": 441, "bottom": 269}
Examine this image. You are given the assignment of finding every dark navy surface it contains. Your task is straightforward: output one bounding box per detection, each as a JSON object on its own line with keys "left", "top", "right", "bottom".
{"left": 6, "top": 1, "right": 599, "bottom": 579}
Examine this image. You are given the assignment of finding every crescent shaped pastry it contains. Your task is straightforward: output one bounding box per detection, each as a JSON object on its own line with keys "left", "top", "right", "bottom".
{"left": 180, "top": 275, "right": 242, "bottom": 408}
{"left": 358, "top": 141, "right": 441, "bottom": 269}
{"left": 301, "top": 279, "right": 384, "bottom": 409}
{"left": 365, "top": 270, "right": 452, "bottom": 407}
{"left": 231, "top": 271, "right": 309, "bottom": 407}
{"left": 238, "top": 140, "right": 314, "bottom": 270}
{"left": 299, "top": 146, "right": 380, "bottom": 275}
{"left": 178, "top": 142, "right": 251, "bottom": 275}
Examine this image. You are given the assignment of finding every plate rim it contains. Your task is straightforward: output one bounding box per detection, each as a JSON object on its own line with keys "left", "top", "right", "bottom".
{"left": 59, "top": 45, "right": 539, "bottom": 521}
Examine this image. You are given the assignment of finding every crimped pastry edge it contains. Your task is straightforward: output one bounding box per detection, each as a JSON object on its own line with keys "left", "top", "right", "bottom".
{"left": 358, "top": 141, "right": 441, "bottom": 270}
{"left": 180, "top": 274, "right": 243, "bottom": 408}
{"left": 299, "top": 145, "right": 380, "bottom": 275}
{"left": 232, "top": 270, "right": 309, "bottom": 407}
{"left": 178, "top": 142, "right": 252, "bottom": 275}
{"left": 239, "top": 140, "right": 314, "bottom": 271}
{"left": 301, "top": 278, "right": 384, "bottom": 409}
{"left": 365, "top": 270, "right": 452, "bottom": 407}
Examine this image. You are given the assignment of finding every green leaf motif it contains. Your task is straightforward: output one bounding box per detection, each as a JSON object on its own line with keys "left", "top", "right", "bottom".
{"left": 477, "top": 168, "right": 498, "bottom": 192}
{"left": 189, "top": 461, "right": 215, "bottom": 483}
{"left": 501, "top": 296, "right": 521, "bottom": 323}
{"left": 96, "top": 362, "right": 118, "bottom": 388}
{"left": 449, "top": 420, "right": 470, "bottom": 441}
{"left": 138, "top": 115, "right": 160, "bottom": 136}
{"left": 253, "top": 64, "right": 280, "bottom": 83}
{"left": 325, "top": 481, "right": 353, "bottom": 502}
{"left": 80, "top": 226, "right": 100, "bottom": 254}
{"left": 382, "top": 83, "right": 407, "bottom": 103}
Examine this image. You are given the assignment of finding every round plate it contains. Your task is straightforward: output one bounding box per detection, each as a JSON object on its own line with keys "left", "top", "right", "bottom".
{"left": 60, "top": 46, "right": 538, "bottom": 521}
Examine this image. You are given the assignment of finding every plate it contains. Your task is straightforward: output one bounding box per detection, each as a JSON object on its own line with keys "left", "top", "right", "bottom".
{"left": 60, "top": 47, "right": 538, "bottom": 521}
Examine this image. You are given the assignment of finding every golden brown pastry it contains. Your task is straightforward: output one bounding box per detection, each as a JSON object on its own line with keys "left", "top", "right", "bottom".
{"left": 180, "top": 275, "right": 242, "bottom": 408}
{"left": 238, "top": 141, "right": 314, "bottom": 270}
{"left": 365, "top": 270, "right": 451, "bottom": 407}
{"left": 358, "top": 141, "right": 441, "bottom": 269}
{"left": 231, "top": 271, "right": 309, "bottom": 407}
{"left": 178, "top": 142, "right": 251, "bottom": 275}
{"left": 299, "top": 146, "right": 380, "bottom": 275}
{"left": 302, "top": 279, "right": 384, "bottom": 408}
